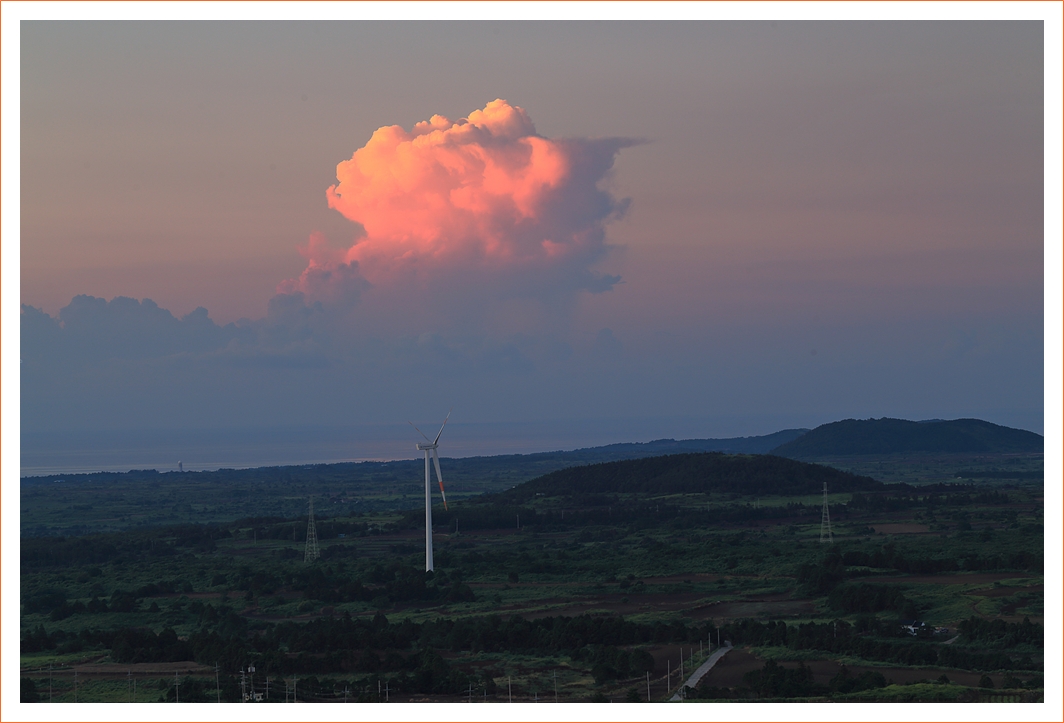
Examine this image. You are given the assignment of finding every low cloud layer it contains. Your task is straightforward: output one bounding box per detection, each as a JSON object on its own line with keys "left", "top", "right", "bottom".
{"left": 19, "top": 291, "right": 584, "bottom": 432}
{"left": 280, "top": 100, "right": 634, "bottom": 316}
{"left": 20, "top": 287, "right": 1043, "bottom": 448}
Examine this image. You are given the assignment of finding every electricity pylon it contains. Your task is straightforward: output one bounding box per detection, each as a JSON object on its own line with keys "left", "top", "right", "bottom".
{"left": 304, "top": 496, "right": 320, "bottom": 563}
{"left": 819, "top": 481, "right": 833, "bottom": 544}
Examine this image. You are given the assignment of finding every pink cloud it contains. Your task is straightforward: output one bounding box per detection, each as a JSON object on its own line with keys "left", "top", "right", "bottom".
{"left": 282, "top": 100, "right": 634, "bottom": 305}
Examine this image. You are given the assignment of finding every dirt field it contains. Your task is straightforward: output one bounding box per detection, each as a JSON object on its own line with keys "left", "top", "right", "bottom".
{"left": 694, "top": 598, "right": 816, "bottom": 621}
{"left": 694, "top": 647, "right": 763, "bottom": 687}
{"left": 511, "top": 592, "right": 705, "bottom": 620}
{"left": 24, "top": 660, "right": 214, "bottom": 679}
{"left": 693, "top": 647, "right": 1012, "bottom": 691}
{"left": 861, "top": 572, "right": 1036, "bottom": 586}
{"left": 970, "top": 584, "right": 1043, "bottom": 598}
{"left": 871, "top": 523, "right": 931, "bottom": 534}
{"left": 467, "top": 573, "right": 813, "bottom": 623}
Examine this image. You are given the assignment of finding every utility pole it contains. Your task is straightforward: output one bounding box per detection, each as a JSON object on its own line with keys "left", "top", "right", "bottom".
{"left": 128, "top": 670, "right": 131, "bottom": 703}
{"left": 74, "top": 670, "right": 78, "bottom": 703}
{"left": 554, "top": 670, "right": 558, "bottom": 702}
{"left": 508, "top": 677, "right": 512, "bottom": 703}
{"left": 646, "top": 671, "right": 651, "bottom": 702}
{"left": 175, "top": 672, "right": 179, "bottom": 703}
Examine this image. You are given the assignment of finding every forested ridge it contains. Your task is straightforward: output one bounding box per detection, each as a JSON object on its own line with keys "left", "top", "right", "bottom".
{"left": 493, "top": 452, "right": 880, "bottom": 501}
{"left": 771, "top": 418, "right": 1043, "bottom": 457}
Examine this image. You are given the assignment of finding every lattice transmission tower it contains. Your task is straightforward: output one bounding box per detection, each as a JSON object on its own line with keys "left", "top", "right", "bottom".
{"left": 304, "top": 496, "right": 320, "bottom": 563}
{"left": 819, "top": 480, "right": 833, "bottom": 544}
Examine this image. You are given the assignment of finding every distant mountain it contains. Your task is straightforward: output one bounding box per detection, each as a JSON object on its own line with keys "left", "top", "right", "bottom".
{"left": 769, "top": 418, "right": 1043, "bottom": 458}
{"left": 558, "top": 428, "right": 810, "bottom": 461}
{"left": 497, "top": 452, "right": 879, "bottom": 502}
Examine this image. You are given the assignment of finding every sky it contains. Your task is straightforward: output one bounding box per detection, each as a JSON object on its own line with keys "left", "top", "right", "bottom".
{"left": 10, "top": 9, "right": 1059, "bottom": 462}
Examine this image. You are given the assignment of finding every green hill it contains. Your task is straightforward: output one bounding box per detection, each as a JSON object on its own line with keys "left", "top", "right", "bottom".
{"left": 770, "top": 418, "right": 1043, "bottom": 458}
{"left": 495, "top": 452, "right": 880, "bottom": 502}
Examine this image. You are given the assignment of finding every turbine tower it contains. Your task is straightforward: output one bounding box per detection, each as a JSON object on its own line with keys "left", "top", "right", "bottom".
{"left": 410, "top": 411, "right": 451, "bottom": 572}
{"left": 305, "top": 496, "right": 320, "bottom": 563}
{"left": 819, "top": 480, "right": 833, "bottom": 544}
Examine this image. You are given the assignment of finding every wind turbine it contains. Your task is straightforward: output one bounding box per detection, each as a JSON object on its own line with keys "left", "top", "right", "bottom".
{"left": 410, "top": 410, "right": 450, "bottom": 572}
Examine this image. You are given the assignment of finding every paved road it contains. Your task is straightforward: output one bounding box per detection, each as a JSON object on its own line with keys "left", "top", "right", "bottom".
{"left": 669, "top": 642, "right": 732, "bottom": 701}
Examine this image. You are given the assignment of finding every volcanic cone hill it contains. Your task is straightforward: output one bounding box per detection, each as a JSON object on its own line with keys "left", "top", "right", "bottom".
{"left": 491, "top": 452, "right": 880, "bottom": 503}
{"left": 770, "top": 418, "right": 1044, "bottom": 458}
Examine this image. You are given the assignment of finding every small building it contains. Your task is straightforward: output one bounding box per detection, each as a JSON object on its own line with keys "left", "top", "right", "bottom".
{"left": 900, "top": 620, "right": 926, "bottom": 636}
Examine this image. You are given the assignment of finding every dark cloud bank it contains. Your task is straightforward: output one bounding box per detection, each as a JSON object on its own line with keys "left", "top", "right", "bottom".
{"left": 19, "top": 291, "right": 623, "bottom": 436}
{"left": 21, "top": 288, "right": 1043, "bottom": 448}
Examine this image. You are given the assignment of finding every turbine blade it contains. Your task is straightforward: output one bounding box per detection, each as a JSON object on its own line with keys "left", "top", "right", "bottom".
{"left": 409, "top": 421, "right": 430, "bottom": 442}
{"left": 432, "top": 448, "right": 448, "bottom": 510}
{"left": 433, "top": 408, "right": 452, "bottom": 445}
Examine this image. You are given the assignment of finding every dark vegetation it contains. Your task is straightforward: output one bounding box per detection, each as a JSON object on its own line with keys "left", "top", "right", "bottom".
{"left": 20, "top": 428, "right": 1044, "bottom": 703}
{"left": 492, "top": 453, "right": 880, "bottom": 500}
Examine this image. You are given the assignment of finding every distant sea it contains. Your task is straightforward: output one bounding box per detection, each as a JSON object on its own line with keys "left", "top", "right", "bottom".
{"left": 21, "top": 417, "right": 811, "bottom": 478}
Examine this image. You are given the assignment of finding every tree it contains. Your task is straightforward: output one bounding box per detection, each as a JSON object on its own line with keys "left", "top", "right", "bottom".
{"left": 21, "top": 679, "right": 40, "bottom": 703}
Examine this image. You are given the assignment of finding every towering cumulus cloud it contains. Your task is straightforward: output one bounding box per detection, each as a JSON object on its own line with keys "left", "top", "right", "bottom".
{"left": 281, "top": 100, "right": 634, "bottom": 307}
